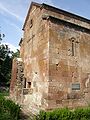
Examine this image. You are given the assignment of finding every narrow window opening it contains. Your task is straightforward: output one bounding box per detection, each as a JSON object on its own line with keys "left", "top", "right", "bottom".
{"left": 69, "top": 37, "right": 76, "bottom": 56}
{"left": 30, "top": 19, "right": 33, "bottom": 28}
{"left": 24, "top": 78, "right": 26, "bottom": 88}
{"left": 28, "top": 82, "right": 31, "bottom": 88}
{"left": 56, "top": 63, "right": 59, "bottom": 70}
{"left": 72, "top": 41, "right": 74, "bottom": 56}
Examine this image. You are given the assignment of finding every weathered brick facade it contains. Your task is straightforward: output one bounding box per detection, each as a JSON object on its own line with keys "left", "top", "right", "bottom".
{"left": 10, "top": 2, "right": 90, "bottom": 113}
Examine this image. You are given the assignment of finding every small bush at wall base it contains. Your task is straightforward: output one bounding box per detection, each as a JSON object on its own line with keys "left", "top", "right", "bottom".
{"left": 0, "top": 95, "right": 21, "bottom": 120}
{"left": 34, "top": 108, "right": 90, "bottom": 120}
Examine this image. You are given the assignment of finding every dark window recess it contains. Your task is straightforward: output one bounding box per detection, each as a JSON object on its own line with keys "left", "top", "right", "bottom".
{"left": 70, "top": 37, "right": 75, "bottom": 56}
{"left": 28, "top": 82, "right": 31, "bottom": 88}
{"left": 69, "top": 37, "right": 79, "bottom": 56}
{"left": 24, "top": 78, "right": 26, "bottom": 88}
{"left": 72, "top": 83, "right": 80, "bottom": 90}
{"left": 56, "top": 63, "right": 59, "bottom": 70}
{"left": 72, "top": 41, "right": 74, "bottom": 56}
{"left": 30, "top": 19, "right": 33, "bottom": 28}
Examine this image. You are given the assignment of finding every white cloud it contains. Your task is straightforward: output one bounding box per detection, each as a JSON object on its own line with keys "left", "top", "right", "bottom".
{"left": 0, "top": 2, "right": 23, "bottom": 22}
{"left": 2, "top": 42, "right": 19, "bottom": 52}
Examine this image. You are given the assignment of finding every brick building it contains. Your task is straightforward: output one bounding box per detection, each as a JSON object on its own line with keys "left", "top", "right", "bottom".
{"left": 10, "top": 2, "right": 90, "bottom": 113}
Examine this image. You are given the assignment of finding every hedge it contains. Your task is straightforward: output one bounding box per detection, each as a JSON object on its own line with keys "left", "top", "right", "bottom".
{"left": 34, "top": 108, "right": 90, "bottom": 120}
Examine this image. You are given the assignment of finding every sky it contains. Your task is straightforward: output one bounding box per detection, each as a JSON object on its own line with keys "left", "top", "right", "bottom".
{"left": 0, "top": 0, "right": 90, "bottom": 51}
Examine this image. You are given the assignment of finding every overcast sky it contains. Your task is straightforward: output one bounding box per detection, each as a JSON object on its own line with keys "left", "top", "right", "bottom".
{"left": 0, "top": 0, "right": 90, "bottom": 51}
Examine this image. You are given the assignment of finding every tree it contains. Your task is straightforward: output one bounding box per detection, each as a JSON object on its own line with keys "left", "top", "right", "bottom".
{"left": 12, "top": 49, "right": 20, "bottom": 58}
{"left": 0, "top": 29, "right": 19, "bottom": 87}
{"left": 0, "top": 44, "right": 13, "bottom": 86}
{"left": 0, "top": 27, "right": 5, "bottom": 43}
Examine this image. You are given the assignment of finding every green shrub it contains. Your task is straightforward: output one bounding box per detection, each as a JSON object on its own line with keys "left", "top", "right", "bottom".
{"left": 34, "top": 107, "right": 90, "bottom": 120}
{"left": 73, "top": 108, "right": 90, "bottom": 120}
{"left": 0, "top": 95, "right": 20, "bottom": 120}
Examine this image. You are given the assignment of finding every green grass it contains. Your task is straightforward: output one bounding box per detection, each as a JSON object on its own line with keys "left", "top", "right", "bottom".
{"left": 0, "top": 95, "right": 21, "bottom": 120}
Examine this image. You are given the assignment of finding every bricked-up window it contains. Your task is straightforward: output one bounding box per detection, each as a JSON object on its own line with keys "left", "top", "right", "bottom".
{"left": 30, "top": 19, "right": 33, "bottom": 28}
{"left": 28, "top": 82, "right": 31, "bottom": 88}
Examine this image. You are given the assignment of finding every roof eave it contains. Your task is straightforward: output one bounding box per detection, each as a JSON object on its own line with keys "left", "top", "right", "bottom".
{"left": 42, "top": 3, "right": 90, "bottom": 24}
{"left": 22, "top": 2, "right": 41, "bottom": 31}
{"left": 22, "top": 2, "right": 90, "bottom": 30}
